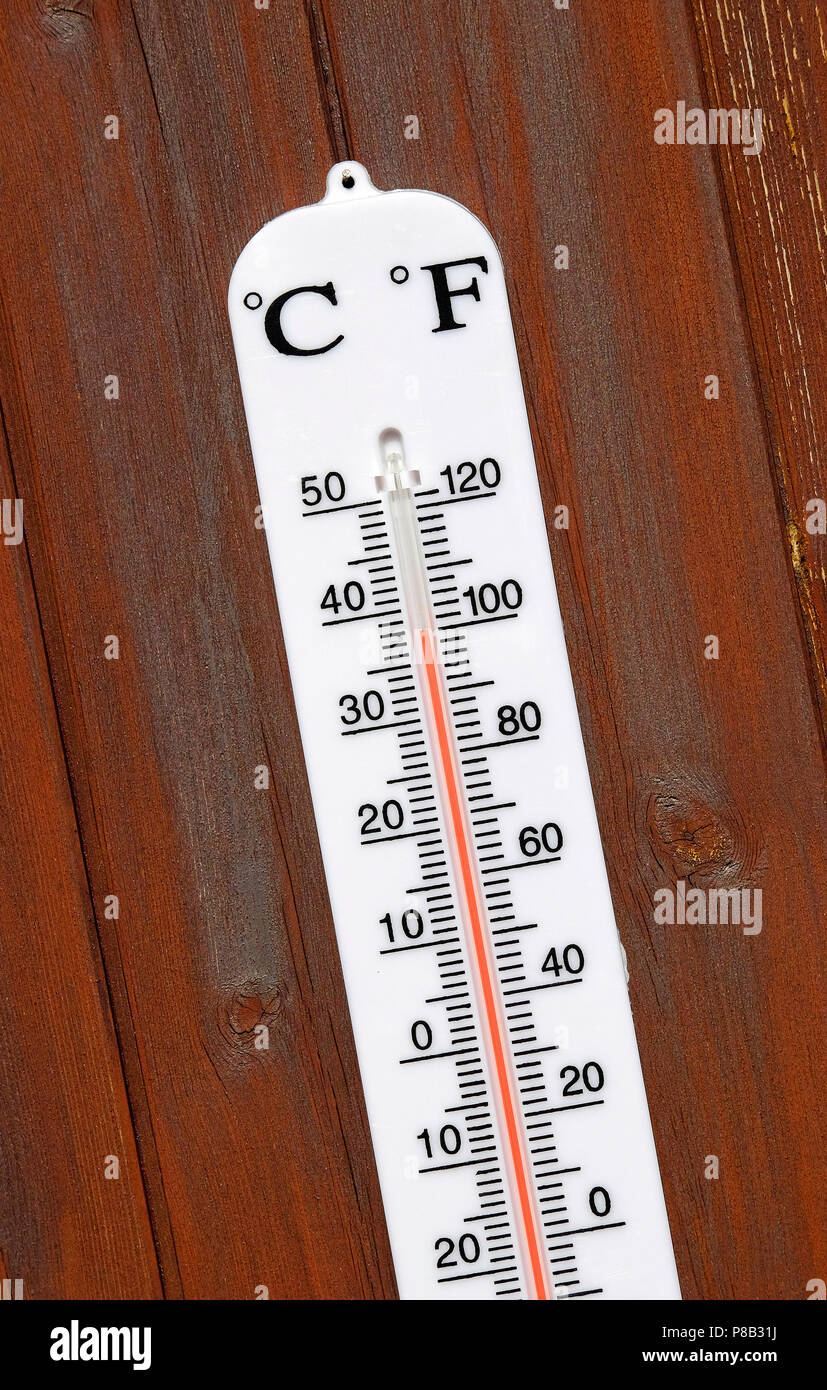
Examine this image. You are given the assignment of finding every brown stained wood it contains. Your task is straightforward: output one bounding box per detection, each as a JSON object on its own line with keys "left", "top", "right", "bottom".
{"left": 321, "top": 0, "right": 827, "bottom": 1297}
{"left": 691, "top": 1, "right": 827, "bottom": 746}
{"left": 0, "top": 0, "right": 824, "bottom": 1301}
{"left": 0, "top": 0, "right": 393, "bottom": 1298}
{"left": 0, "top": 426, "right": 160, "bottom": 1298}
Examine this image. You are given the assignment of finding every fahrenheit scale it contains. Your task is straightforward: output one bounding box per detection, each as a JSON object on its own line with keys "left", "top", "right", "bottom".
{"left": 229, "top": 163, "right": 679, "bottom": 1301}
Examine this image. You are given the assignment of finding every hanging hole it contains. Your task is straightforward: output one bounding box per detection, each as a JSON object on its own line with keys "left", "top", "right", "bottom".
{"left": 341, "top": 169, "right": 355, "bottom": 189}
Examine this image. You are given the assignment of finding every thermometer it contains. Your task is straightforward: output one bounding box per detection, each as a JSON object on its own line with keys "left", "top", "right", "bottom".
{"left": 228, "top": 163, "right": 680, "bottom": 1301}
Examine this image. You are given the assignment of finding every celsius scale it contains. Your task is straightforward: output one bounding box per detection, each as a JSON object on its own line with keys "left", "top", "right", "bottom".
{"left": 229, "top": 163, "right": 679, "bottom": 1301}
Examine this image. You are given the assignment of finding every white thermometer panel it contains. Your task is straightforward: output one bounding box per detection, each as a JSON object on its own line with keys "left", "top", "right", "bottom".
{"left": 229, "top": 163, "right": 680, "bottom": 1301}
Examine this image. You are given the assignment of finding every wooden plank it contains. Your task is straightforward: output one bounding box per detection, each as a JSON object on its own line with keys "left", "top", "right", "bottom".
{"left": 0, "top": 424, "right": 160, "bottom": 1299}
{"left": 0, "top": 0, "right": 393, "bottom": 1298}
{"left": 322, "top": 0, "right": 827, "bottom": 1297}
{"left": 2, "top": 0, "right": 824, "bottom": 1301}
{"left": 691, "top": 1, "right": 827, "bottom": 743}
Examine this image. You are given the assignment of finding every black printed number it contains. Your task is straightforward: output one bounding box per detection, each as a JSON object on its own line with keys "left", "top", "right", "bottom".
{"left": 497, "top": 701, "right": 541, "bottom": 736}
{"left": 518, "top": 822, "right": 563, "bottom": 857}
{"left": 410, "top": 1020, "right": 433, "bottom": 1052}
{"left": 359, "top": 800, "right": 404, "bottom": 835}
{"left": 339, "top": 690, "right": 385, "bottom": 726}
{"left": 542, "top": 943, "right": 585, "bottom": 977}
{"left": 560, "top": 1062, "right": 605, "bottom": 1096}
{"left": 435, "top": 1233, "right": 480, "bottom": 1269}
{"left": 417, "top": 1125, "right": 462, "bottom": 1159}
{"left": 589, "top": 1186, "right": 612, "bottom": 1217}
{"left": 321, "top": 582, "right": 365, "bottom": 617}
{"left": 439, "top": 457, "right": 501, "bottom": 495}
{"left": 462, "top": 579, "right": 522, "bottom": 617}
{"left": 380, "top": 909, "right": 424, "bottom": 944}
{"left": 301, "top": 472, "right": 346, "bottom": 507}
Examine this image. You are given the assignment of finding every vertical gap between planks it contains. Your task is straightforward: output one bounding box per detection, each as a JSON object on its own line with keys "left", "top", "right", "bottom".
{"left": 305, "top": 0, "right": 353, "bottom": 164}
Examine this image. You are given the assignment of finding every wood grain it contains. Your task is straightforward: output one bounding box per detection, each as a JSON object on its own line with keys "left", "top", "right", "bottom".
{"left": 693, "top": 0, "right": 827, "bottom": 746}
{"left": 0, "top": 0, "right": 823, "bottom": 1299}
{"left": 0, "top": 422, "right": 160, "bottom": 1298}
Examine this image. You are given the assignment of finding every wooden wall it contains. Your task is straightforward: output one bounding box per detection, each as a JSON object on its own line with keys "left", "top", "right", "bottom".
{"left": 0, "top": 0, "right": 823, "bottom": 1299}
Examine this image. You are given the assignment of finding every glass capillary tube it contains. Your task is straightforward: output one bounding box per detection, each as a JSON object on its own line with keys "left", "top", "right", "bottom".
{"left": 377, "top": 428, "right": 552, "bottom": 1301}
